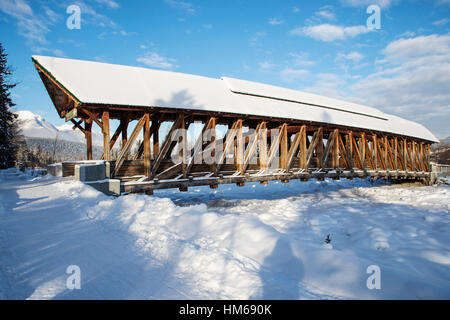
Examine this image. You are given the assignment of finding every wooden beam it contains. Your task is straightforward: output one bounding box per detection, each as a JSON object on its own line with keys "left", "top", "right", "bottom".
{"left": 299, "top": 125, "right": 307, "bottom": 169}
{"left": 359, "top": 133, "right": 366, "bottom": 167}
{"left": 71, "top": 119, "right": 86, "bottom": 134}
{"left": 186, "top": 117, "right": 216, "bottom": 174}
{"left": 217, "top": 119, "right": 242, "bottom": 172}
{"left": 287, "top": 125, "right": 305, "bottom": 170}
{"left": 338, "top": 133, "right": 350, "bottom": 169}
{"left": 121, "top": 116, "right": 129, "bottom": 151}
{"left": 112, "top": 115, "right": 147, "bottom": 177}
{"left": 81, "top": 108, "right": 103, "bottom": 129}
{"left": 151, "top": 116, "right": 160, "bottom": 159}
{"left": 259, "top": 123, "right": 268, "bottom": 170}
{"left": 151, "top": 114, "right": 184, "bottom": 178}
{"left": 101, "top": 122, "right": 123, "bottom": 160}
{"left": 180, "top": 114, "right": 188, "bottom": 179}
{"left": 350, "top": 133, "right": 363, "bottom": 169}
{"left": 332, "top": 129, "right": 339, "bottom": 168}
{"left": 363, "top": 135, "right": 375, "bottom": 170}
{"left": 85, "top": 119, "right": 92, "bottom": 160}
{"left": 280, "top": 123, "right": 288, "bottom": 170}
{"left": 143, "top": 113, "right": 151, "bottom": 179}
{"left": 102, "top": 111, "right": 110, "bottom": 161}
{"left": 322, "top": 129, "right": 337, "bottom": 168}
{"left": 267, "top": 123, "right": 288, "bottom": 169}
{"left": 242, "top": 121, "right": 265, "bottom": 173}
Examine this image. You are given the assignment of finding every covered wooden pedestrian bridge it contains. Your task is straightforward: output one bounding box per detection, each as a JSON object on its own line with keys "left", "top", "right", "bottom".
{"left": 32, "top": 56, "right": 439, "bottom": 194}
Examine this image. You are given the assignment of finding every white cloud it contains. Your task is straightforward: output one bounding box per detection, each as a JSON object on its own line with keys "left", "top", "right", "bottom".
{"left": 269, "top": 17, "right": 284, "bottom": 25}
{"left": 250, "top": 31, "right": 266, "bottom": 46}
{"left": 259, "top": 61, "right": 276, "bottom": 70}
{"left": 316, "top": 7, "right": 336, "bottom": 21}
{"left": 289, "top": 52, "right": 316, "bottom": 67}
{"left": 280, "top": 68, "right": 309, "bottom": 82}
{"left": 0, "top": 0, "right": 49, "bottom": 43}
{"left": 336, "top": 51, "right": 364, "bottom": 63}
{"left": 351, "top": 34, "right": 450, "bottom": 138}
{"left": 137, "top": 52, "right": 179, "bottom": 70}
{"left": 164, "top": 0, "right": 195, "bottom": 15}
{"left": 94, "top": 0, "right": 119, "bottom": 9}
{"left": 32, "top": 47, "right": 65, "bottom": 57}
{"left": 292, "top": 7, "right": 300, "bottom": 13}
{"left": 339, "top": 0, "right": 397, "bottom": 9}
{"left": 290, "top": 24, "right": 371, "bottom": 42}
{"left": 433, "top": 18, "right": 450, "bottom": 26}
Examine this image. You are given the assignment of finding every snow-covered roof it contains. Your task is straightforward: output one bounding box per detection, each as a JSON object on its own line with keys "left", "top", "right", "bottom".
{"left": 32, "top": 55, "right": 438, "bottom": 143}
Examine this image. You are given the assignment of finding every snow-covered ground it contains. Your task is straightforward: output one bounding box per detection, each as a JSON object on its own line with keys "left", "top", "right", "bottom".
{"left": 0, "top": 168, "right": 449, "bottom": 300}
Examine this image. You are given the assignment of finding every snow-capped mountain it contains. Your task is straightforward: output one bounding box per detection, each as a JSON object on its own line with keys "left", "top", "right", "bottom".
{"left": 16, "top": 110, "right": 103, "bottom": 146}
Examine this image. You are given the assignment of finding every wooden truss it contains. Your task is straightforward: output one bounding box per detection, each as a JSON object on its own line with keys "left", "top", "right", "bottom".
{"left": 60, "top": 105, "right": 433, "bottom": 193}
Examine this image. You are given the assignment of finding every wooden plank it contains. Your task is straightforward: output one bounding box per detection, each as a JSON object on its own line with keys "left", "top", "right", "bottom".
{"left": 332, "top": 129, "right": 339, "bottom": 168}
{"left": 112, "top": 115, "right": 147, "bottom": 177}
{"left": 102, "top": 111, "right": 110, "bottom": 161}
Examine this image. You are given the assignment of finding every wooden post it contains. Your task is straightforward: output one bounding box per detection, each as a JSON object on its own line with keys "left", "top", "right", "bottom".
{"left": 180, "top": 114, "right": 187, "bottom": 178}
{"left": 210, "top": 117, "right": 217, "bottom": 176}
{"left": 121, "top": 116, "right": 129, "bottom": 156}
{"left": 259, "top": 123, "right": 268, "bottom": 170}
{"left": 102, "top": 111, "right": 110, "bottom": 161}
{"left": 299, "top": 125, "right": 307, "bottom": 170}
{"left": 372, "top": 135, "right": 377, "bottom": 170}
{"left": 280, "top": 123, "right": 288, "bottom": 170}
{"left": 403, "top": 139, "right": 408, "bottom": 171}
{"left": 85, "top": 119, "right": 92, "bottom": 160}
{"left": 143, "top": 113, "right": 151, "bottom": 179}
{"left": 152, "top": 117, "right": 160, "bottom": 159}
{"left": 316, "top": 127, "right": 324, "bottom": 169}
{"left": 332, "top": 129, "right": 339, "bottom": 168}
{"left": 394, "top": 137, "right": 398, "bottom": 170}
{"left": 236, "top": 120, "right": 244, "bottom": 174}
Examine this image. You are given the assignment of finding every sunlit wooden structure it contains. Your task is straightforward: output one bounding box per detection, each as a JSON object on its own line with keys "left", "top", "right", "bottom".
{"left": 33, "top": 56, "right": 438, "bottom": 193}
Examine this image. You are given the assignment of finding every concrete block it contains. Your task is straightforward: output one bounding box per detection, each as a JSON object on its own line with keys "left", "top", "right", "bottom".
{"left": 47, "top": 163, "right": 62, "bottom": 177}
{"left": 75, "top": 163, "right": 107, "bottom": 182}
{"left": 86, "top": 179, "right": 121, "bottom": 196}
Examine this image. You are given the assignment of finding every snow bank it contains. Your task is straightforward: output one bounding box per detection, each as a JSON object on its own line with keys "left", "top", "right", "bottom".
{"left": 1, "top": 173, "right": 449, "bottom": 299}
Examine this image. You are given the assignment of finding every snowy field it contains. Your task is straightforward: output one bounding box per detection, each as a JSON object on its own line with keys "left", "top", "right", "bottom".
{"left": 0, "top": 168, "right": 449, "bottom": 300}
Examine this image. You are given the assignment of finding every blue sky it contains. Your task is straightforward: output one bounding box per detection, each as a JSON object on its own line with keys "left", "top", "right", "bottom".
{"left": 1, "top": 0, "right": 450, "bottom": 138}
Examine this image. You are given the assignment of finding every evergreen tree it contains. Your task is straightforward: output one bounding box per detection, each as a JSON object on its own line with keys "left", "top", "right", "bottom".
{"left": 0, "top": 42, "right": 20, "bottom": 169}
